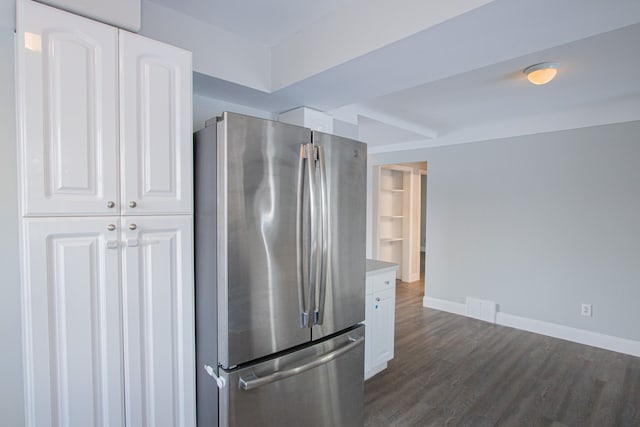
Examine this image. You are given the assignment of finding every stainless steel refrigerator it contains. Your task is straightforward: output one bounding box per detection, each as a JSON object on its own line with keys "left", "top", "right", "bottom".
{"left": 194, "top": 112, "right": 367, "bottom": 426}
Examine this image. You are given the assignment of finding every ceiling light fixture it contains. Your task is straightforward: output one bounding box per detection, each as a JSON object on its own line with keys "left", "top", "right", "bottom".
{"left": 523, "top": 62, "right": 559, "bottom": 85}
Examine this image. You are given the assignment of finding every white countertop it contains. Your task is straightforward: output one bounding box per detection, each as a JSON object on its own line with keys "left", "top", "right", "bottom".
{"left": 366, "top": 259, "right": 399, "bottom": 276}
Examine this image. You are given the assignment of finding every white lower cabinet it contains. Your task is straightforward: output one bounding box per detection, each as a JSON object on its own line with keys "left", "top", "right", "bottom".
{"left": 121, "top": 216, "right": 195, "bottom": 427}
{"left": 23, "top": 217, "right": 125, "bottom": 427}
{"left": 364, "top": 269, "right": 397, "bottom": 380}
{"left": 22, "top": 216, "right": 194, "bottom": 427}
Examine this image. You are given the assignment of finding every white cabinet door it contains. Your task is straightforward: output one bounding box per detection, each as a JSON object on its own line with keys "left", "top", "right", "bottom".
{"left": 371, "top": 288, "right": 396, "bottom": 367}
{"left": 364, "top": 291, "right": 374, "bottom": 376}
{"left": 122, "top": 216, "right": 195, "bottom": 427}
{"left": 22, "top": 217, "right": 124, "bottom": 427}
{"left": 17, "top": 1, "right": 119, "bottom": 216}
{"left": 119, "top": 31, "right": 193, "bottom": 216}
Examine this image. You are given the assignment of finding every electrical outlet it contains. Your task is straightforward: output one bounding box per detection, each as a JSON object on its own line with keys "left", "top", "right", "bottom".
{"left": 581, "top": 304, "right": 592, "bottom": 317}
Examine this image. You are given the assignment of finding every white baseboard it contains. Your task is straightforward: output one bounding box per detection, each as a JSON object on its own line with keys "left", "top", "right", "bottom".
{"left": 495, "top": 312, "right": 640, "bottom": 358}
{"left": 423, "top": 297, "right": 640, "bottom": 358}
{"left": 423, "top": 296, "right": 465, "bottom": 316}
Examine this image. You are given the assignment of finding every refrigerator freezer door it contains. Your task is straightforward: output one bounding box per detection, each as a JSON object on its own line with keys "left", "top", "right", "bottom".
{"left": 311, "top": 132, "right": 367, "bottom": 339}
{"left": 219, "top": 325, "right": 364, "bottom": 427}
{"left": 219, "top": 113, "right": 312, "bottom": 368}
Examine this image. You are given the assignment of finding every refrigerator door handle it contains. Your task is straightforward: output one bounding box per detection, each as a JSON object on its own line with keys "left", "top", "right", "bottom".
{"left": 238, "top": 335, "right": 364, "bottom": 391}
{"left": 315, "top": 146, "right": 328, "bottom": 325}
{"left": 296, "top": 144, "right": 308, "bottom": 328}
{"left": 306, "top": 143, "right": 319, "bottom": 328}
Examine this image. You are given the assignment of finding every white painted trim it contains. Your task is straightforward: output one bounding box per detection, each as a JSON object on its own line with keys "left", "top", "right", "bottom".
{"left": 364, "top": 362, "right": 388, "bottom": 381}
{"left": 422, "top": 296, "right": 465, "bottom": 316}
{"left": 357, "top": 108, "right": 437, "bottom": 139}
{"left": 422, "top": 297, "right": 640, "bottom": 357}
{"left": 495, "top": 312, "right": 640, "bottom": 358}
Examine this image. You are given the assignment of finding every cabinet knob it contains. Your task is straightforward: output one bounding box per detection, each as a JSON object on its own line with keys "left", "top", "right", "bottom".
{"left": 129, "top": 223, "right": 137, "bottom": 230}
{"left": 384, "top": 280, "right": 390, "bottom": 285}
{"left": 107, "top": 201, "right": 115, "bottom": 208}
{"left": 129, "top": 201, "right": 137, "bottom": 208}
{"left": 375, "top": 297, "right": 381, "bottom": 302}
{"left": 107, "top": 224, "right": 116, "bottom": 231}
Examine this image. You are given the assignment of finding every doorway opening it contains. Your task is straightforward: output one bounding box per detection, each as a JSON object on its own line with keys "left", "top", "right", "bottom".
{"left": 372, "top": 162, "right": 427, "bottom": 289}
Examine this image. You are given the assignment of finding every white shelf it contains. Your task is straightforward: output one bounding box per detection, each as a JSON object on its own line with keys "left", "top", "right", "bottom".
{"left": 380, "top": 237, "right": 403, "bottom": 243}
{"left": 377, "top": 166, "right": 410, "bottom": 281}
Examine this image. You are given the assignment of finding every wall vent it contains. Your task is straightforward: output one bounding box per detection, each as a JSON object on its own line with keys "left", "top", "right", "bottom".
{"left": 465, "top": 297, "right": 497, "bottom": 323}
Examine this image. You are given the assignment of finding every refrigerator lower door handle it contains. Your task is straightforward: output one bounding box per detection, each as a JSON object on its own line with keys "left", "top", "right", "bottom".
{"left": 238, "top": 335, "right": 364, "bottom": 391}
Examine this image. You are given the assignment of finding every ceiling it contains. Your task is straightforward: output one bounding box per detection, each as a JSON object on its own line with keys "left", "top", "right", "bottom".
{"left": 146, "top": 0, "right": 351, "bottom": 46}
{"left": 144, "top": 0, "right": 640, "bottom": 151}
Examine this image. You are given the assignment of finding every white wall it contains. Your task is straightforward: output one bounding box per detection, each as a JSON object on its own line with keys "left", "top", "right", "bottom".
{"left": 270, "top": 0, "right": 493, "bottom": 91}
{"left": 0, "top": 2, "right": 25, "bottom": 423}
{"left": 140, "top": 0, "right": 271, "bottom": 92}
{"left": 193, "top": 94, "right": 275, "bottom": 132}
{"left": 371, "top": 121, "right": 640, "bottom": 342}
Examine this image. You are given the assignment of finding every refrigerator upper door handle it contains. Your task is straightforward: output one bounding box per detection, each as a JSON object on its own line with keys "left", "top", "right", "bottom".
{"left": 306, "top": 143, "right": 319, "bottom": 328}
{"left": 238, "top": 335, "right": 364, "bottom": 391}
{"left": 296, "top": 144, "right": 308, "bottom": 328}
{"left": 316, "top": 146, "right": 328, "bottom": 325}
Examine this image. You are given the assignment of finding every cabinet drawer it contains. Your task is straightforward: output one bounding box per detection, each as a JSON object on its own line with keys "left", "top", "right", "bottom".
{"left": 373, "top": 272, "right": 396, "bottom": 293}
{"left": 373, "top": 288, "right": 395, "bottom": 304}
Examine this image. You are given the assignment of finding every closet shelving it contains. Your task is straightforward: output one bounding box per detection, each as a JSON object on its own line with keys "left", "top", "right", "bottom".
{"left": 373, "top": 162, "right": 425, "bottom": 283}
{"left": 375, "top": 165, "right": 411, "bottom": 279}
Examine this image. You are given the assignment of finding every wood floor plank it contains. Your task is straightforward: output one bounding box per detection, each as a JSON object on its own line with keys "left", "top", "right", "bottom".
{"left": 364, "top": 279, "right": 640, "bottom": 426}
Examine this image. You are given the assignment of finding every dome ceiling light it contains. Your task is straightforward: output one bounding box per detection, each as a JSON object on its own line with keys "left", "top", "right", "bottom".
{"left": 523, "top": 62, "right": 560, "bottom": 85}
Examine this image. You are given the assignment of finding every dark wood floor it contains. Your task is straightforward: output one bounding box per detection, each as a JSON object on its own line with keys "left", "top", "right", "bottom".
{"left": 364, "top": 279, "right": 640, "bottom": 426}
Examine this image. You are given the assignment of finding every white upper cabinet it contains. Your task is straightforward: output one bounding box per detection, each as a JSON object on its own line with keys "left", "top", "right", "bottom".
{"left": 121, "top": 216, "right": 195, "bottom": 427}
{"left": 17, "top": 0, "right": 119, "bottom": 216}
{"left": 22, "top": 217, "right": 124, "bottom": 427}
{"left": 17, "top": 1, "right": 192, "bottom": 217}
{"left": 119, "top": 31, "right": 193, "bottom": 215}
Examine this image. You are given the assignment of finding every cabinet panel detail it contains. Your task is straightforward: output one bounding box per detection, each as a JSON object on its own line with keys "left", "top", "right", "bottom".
{"left": 47, "top": 236, "right": 101, "bottom": 426}
{"left": 140, "top": 59, "right": 177, "bottom": 196}
{"left": 46, "top": 35, "right": 97, "bottom": 195}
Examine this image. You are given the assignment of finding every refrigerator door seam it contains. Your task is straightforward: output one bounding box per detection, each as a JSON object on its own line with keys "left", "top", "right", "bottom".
{"left": 316, "top": 145, "right": 328, "bottom": 325}
{"left": 217, "top": 115, "right": 229, "bottom": 367}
